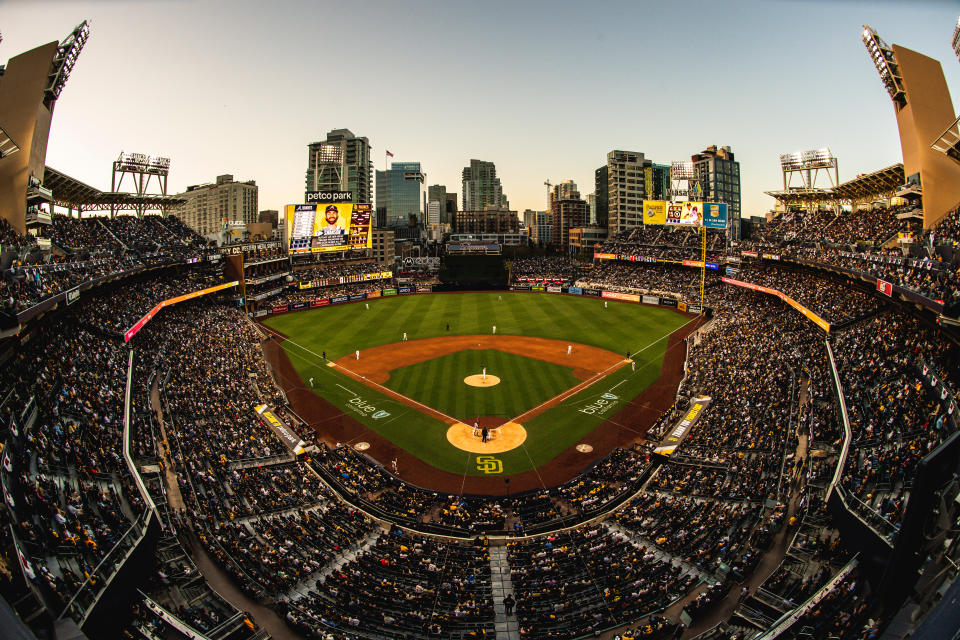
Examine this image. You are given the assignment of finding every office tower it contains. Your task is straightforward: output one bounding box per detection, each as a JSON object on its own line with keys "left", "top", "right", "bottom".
{"left": 305, "top": 128, "right": 371, "bottom": 203}
{"left": 461, "top": 159, "right": 509, "bottom": 212}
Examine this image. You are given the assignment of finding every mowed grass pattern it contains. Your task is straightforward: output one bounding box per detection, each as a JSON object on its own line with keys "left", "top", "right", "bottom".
{"left": 384, "top": 349, "right": 580, "bottom": 421}
{"left": 264, "top": 292, "right": 683, "bottom": 359}
{"left": 262, "top": 293, "right": 691, "bottom": 475}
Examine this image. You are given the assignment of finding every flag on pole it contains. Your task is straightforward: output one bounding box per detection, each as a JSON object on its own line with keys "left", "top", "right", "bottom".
{"left": 386, "top": 150, "right": 394, "bottom": 157}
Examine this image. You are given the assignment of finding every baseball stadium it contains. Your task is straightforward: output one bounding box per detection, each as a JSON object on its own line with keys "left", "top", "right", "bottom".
{"left": 2, "top": 11, "right": 960, "bottom": 640}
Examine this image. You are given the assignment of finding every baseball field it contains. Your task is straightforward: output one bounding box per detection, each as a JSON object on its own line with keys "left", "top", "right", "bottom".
{"left": 261, "top": 292, "right": 692, "bottom": 479}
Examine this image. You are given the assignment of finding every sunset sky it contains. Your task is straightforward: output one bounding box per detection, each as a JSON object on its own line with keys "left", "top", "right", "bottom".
{"left": 3, "top": 0, "right": 959, "bottom": 218}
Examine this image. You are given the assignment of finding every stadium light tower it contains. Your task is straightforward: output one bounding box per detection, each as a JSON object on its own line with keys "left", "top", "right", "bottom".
{"left": 669, "top": 161, "right": 695, "bottom": 201}
{"left": 952, "top": 15, "right": 959, "bottom": 64}
{"left": 862, "top": 25, "right": 906, "bottom": 109}
{"left": 110, "top": 152, "right": 171, "bottom": 218}
{"left": 44, "top": 20, "right": 90, "bottom": 108}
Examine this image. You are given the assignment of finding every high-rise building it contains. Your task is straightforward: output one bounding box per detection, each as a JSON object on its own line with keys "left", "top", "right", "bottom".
{"left": 644, "top": 163, "right": 671, "bottom": 201}
{"left": 523, "top": 209, "right": 552, "bottom": 246}
{"left": 454, "top": 208, "right": 519, "bottom": 234}
{"left": 258, "top": 210, "right": 278, "bottom": 226}
{"left": 427, "top": 184, "right": 447, "bottom": 225}
{"left": 174, "top": 174, "right": 258, "bottom": 236}
{"left": 691, "top": 145, "right": 741, "bottom": 230}
{"left": 427, "top": 200, "right": 441, "bottom": 225}
{"left": 461, "top": 159, "right": 509, "bottom": 212}
{"left": 586, "top": 194, "right": 597, "bottom": 225}
{"left": 376, "top": 161, "right": 423, "bottom": 227}
{"left": 445, "top": 193, "right": 458, "bottom": 225}
{"left": 549, "top": 180, "right": 588, "bottom": 249}
{"left": 606, "top": 150, "right": 648, "bottom": 234}
{"left": 594, "top": 166, "right": 608, "bottom": 229}
{"left": 305, "top": 128, "right": 371, "bottom": 204}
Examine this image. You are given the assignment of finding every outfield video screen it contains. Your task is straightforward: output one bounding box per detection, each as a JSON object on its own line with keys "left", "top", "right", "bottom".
{"left": 285, "top": 203, "right": 373, "bottom": 253}
{"left": 643, "top": 200, "right": 728, "bottom": 229}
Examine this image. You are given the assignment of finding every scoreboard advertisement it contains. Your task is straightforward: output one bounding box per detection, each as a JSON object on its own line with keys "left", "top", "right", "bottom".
{"left": 285, "top": 203, "right": 373, "bottom": 254}
{"left": 642, "top": 200, "right": 728, "bottom": 229}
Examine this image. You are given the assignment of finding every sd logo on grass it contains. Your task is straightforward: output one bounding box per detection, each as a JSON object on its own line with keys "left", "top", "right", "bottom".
{"left": 476, "top": 456, "right": 503, "bottom": 474}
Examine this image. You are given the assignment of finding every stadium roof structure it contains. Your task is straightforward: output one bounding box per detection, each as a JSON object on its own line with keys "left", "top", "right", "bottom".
{"left": 832, "top": 163, "right": 905, "bottom": 203}
{"left": 931, "top": 114, "right": 960, "bottom": 165}
{"left": 766, "top": 163, "right": 905, "bottom": 207}
{"left": 43, "top": 166, "right": 185, "bottom": 213}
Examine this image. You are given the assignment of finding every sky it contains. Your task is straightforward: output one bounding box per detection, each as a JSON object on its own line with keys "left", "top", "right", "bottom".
{"left": 2, "top": 0, "right": 959, "bottom": 219}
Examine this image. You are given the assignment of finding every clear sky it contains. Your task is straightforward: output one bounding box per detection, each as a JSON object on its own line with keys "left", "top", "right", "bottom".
{"left": 3, "top": 0, "right": 959, "bottom": 219}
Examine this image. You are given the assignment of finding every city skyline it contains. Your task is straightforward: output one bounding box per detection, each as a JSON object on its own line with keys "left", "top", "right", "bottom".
{"left": 2, "top": 0, "right": 958, "bottom": 221}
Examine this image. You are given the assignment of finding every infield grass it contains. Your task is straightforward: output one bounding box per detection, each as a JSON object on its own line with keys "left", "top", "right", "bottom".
{"left": 263, "top": 292, "right": 690, "bottom": 476}
{"left": 384, "top": 349, "right": 580, "bottom": 421}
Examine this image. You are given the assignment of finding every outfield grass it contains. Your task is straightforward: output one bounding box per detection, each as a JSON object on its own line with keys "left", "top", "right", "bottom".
{"left": 384, "top": 349, "right": 580, "bottom": 421}
{"left": 263, "top": 293, "right": 690, "bottom": 476}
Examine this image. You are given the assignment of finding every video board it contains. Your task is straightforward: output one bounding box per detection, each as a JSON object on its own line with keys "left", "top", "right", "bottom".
{"left": 285, "top": 203, "right": 373, "bottom": 253}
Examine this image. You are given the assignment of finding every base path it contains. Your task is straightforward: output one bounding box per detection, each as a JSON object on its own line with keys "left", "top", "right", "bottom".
{"left": 332, "top": 334, "right": 625, "bottom": 384}
{"left": 261, "top": 316, "right": 706, "bottom": 494}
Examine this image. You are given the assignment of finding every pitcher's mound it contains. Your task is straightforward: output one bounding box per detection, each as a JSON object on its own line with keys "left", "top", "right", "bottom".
{"left": 446, "top": 421, "right": 527, "bottom": 453}
{"left": 464, "top": 374, "right": 501, "bottom": 387}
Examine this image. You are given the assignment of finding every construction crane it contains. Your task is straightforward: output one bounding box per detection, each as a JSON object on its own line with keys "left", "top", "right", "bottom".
{"left": 544, "top": 180, "right": 552, "bottom": 210}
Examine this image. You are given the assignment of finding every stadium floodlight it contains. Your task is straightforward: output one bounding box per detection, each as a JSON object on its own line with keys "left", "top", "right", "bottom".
{"left": 781, "top": 148, "right": 836, "bottom": 172}
{"left": 147, "top": 156, "right": 171, "bottom": 174}
{"left": 317, "top": 143, "right": 342, "bottom": 164}
{"left": 953, "top": 15, "right": 960, "bottom": 63}
{"left": 671, "top": 161, "right": 694, "bottom": 180}
{"left": 862, "top": 25, "right": 906, "bottom": 108}
{"left": 45, "top": 20, "right": 90, "bottom": 105}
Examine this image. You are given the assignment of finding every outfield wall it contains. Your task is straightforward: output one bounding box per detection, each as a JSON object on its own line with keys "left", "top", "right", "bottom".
{"left": 250, "top": 283, "right": 708, "bottom": 319}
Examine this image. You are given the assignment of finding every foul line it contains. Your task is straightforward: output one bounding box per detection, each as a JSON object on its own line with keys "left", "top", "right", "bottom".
{"left": 330, "top": 361, "right": 462, "bottom": 426}
{"left": 510, "top": 318, "right": 699, "bottom": 425}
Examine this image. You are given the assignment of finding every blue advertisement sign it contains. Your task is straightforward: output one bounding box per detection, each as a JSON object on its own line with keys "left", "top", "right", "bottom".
{"left": 566, "top": 287, "right": 583, "bottom": 295}
{"left": 702, "top": 202, "right": 728, "bottom": 229}
{"left": 331, "top": 295, "right": 349, "bottom": 304}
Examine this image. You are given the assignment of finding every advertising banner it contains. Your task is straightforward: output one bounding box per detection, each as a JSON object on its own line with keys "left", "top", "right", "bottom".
{"left": 331, "top": 296, "right": 348, "bottom": 304}
{"left": 705, "top": 262, "right": 719, "bottom": 270}
{"left": 741, "top": 251, "right": 758, "bottom": 258}
{"left": 418, "top": 286, "right": 432, "bottom": 293}
{"left": 566, "top": 287, "right": 583, "bottom": 295}
{"left": 722, "top": 277, "right": 831, "bottom": 333}
{"left": 272, "top": 304, "right": 288, "bottom": 313}
{"left": 682, "top": 260, "right": 704, "bottom": 268}
{"left": 666, "top": 201, "right": 703, "bottom": 226}
{"left": 511, "top": 284, "right": 532, "bottom": 291}
{"left": 124, "top": 280, "right": 240, "bottom": 342}
{"left": 877, "top": 280, "right": 893, "bottom": 296}
{"left": 762, "top": 253, "right": 781, "bottom": 261}
{"left": 654, "top": 397, "right": 712, "bottom": 456}
{"left": 659, "top": 297, "right": 679, "bottom": 307}
{"left": 547, "top": 286, "right": 562, "bottom": 293}
{"left": 601, "top": 290, "right": 640, "bottom": 303}
{"left": 678, "top": 302, "right": 688, "bottom": 312}
{"left": 593, "top": 252, "right": 618, "bottom": 260}
{"left": 583, "top": 288, "right": 602, "bottom": 297}
{"left": 398, "top": 286, "right": 414, "bottom": 294}
{"left": 642, "top": 295, "right": 659, "bottom": 305}
{"left": 310, "top": 299, "right": 329, "bottom": 307}
{"left": 532, "top": 285, "right": 545, "bottom": 292}
{"left": 382, "top": 288, "right": 398, "bottom": 296}
{"left": 366, "top": 290, "right": 381, "bottom": 299}
{"left": 291, "top": 302, "right": 309, "bottom": 310}
{"left": 687, "top": 305, "right": 702, "bottom": 314}
{"left": 702, "top": 202, "right": 728, "bottom": 229}
{"left": 254, "top": 404, "right": 308, "bottom": 455}
{"left": 348, "top": 294, "right": 366, "bottom": 301}
{"left": 66, "top": 287, "right": 80, "bottom": 305}
{"left": 285, "top": 202, "right": 373, "bottom": 254}
{"left": 642, "top": 200, "right": 668, "bottom": 225}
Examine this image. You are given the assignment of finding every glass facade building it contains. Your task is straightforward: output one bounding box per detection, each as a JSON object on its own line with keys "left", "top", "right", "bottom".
{"left": 376, "top": 161, "right": 422, "bottom": 227}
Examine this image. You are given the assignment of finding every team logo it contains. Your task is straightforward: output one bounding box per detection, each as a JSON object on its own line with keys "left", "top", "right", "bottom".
{"left": 580, "top": 392, "right": 620, "bottom": 416}
{"left": 372, "top": 410, "right": 390, "bottom": 420}
{"left": 601, "top": 393, "right": 619, "bottom": 400}
{"left": 476, "top": 456, "right": 503, "bottom": 474}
